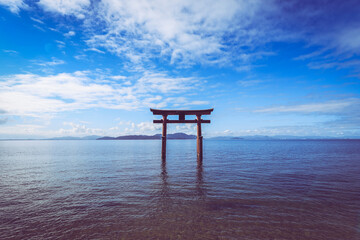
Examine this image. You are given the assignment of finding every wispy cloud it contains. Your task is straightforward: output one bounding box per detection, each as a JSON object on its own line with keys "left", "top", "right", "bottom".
{"left": 85, "top": 48, "right": 105, "bottom": 54}
{"left": 3, "top": 49, "right": 18, "bottom": 54}
{"left": 32, "top": 58, "right": 66, "bottom": 67}
{"left": 307, "top": 60, "right": 360, "bottom": 70}
{"left": 30, "top": 17, "right": 44, "bottom": 25}
{"left": 285, "top": 1, "right": 360, "bottom": 72}
{"left": 135, "top": 72, "right": 199, "bottom": 94}
{"left": 32, "top": 24, "right": 46, "bottom": 32}
{"left": 55, "top": 40, "right": 66, "bottom": 48}
{"left": 255, "top": 99, "right": 359, "bottom": 114}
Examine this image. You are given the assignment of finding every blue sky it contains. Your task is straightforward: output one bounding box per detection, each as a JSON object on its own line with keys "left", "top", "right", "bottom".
{"left": 0, "top": 0, "right": 359, "bottom": 138}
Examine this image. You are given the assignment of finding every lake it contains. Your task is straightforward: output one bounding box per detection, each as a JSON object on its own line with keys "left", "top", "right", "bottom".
{"left": 0, "top": 139, "right": 359, "bottom": 239}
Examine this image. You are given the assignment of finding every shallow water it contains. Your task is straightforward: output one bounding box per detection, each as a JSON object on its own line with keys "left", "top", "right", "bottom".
{"left": 0, "top": 139, "right": 359, "bottom": 239}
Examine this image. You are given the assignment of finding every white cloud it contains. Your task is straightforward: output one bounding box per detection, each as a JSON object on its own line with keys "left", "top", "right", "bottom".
{"left": 85, "top": 48, "right": 105, "bottom": 54}
{"left": 0, "top": 0, "right": 26, "bottom": 13}
{"left": 58, "top": 122, "right": 103, "bottom": 136}
{"left": 223, "top": 129, "right": 232, "bottom": 134}
{"left": 174, "top": 124, "right": 196, "bottom": 135}
{"left": 64, "top": 31, "right": 76, "bottom": 37}
{"left": 135, "top": 72, "right": 198, "bottom": 94}
{"left": 0, "top": 70, "right": 208, "bottom": 117}
{"left": 33, "top": 58, "right": 66, "bottom": 67}
{"left": 74, "top": 54, "right": 87, "bottom": 60}
{"left": 85, "top": 0, "right": 267, "bottom": 66}
{"left": 255, "top": 99, "right": 358, "bottom": 114}
{"left": 0, "top": 122, "right": 104, "bottom": 138}
{"left": 38, "top": 0, "right": 90, "bottom": 19}
{"left": 188, "top": 100, "right": 209, "bottom": 105}
{"left": 137, "top": 121, "right": 161, "bottom": 132}
{"left": 110, "top": 75, "right": 127, "bottom": 80}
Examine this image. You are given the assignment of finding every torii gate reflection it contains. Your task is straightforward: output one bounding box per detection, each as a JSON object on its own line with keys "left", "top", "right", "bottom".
{"left": 150, "top": 108, "right": 214, "bottom": 162}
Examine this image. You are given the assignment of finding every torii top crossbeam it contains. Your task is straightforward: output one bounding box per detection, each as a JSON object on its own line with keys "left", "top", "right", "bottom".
{"left": 150, "top": 108, "right": 213, "bottom": 124}
{"left": 150, "top": 108, "right": 213, "bottom": 115}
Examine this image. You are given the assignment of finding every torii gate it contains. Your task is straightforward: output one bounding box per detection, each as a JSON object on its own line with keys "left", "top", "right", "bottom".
{"left": 150, "top": 108, "right": 214, "bottom": 161}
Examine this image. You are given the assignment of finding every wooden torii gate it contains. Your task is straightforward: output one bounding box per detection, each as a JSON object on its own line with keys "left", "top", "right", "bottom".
{"left": 150, "top": 108, "right": 213, "bottom": 161}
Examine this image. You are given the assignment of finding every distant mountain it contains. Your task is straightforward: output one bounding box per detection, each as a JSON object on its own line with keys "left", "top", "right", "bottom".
{"left": 46, "top": 135, "right": 101, "bottom": 140}
{"left": 208, "top": 135, "right": 352, "bottom": 140}
{"left": 209, "top": 135, "right": 304, "bottom": 140}
{"left": 208, "top": 136, "right": 244, "bottom": 140}
{"left": 82, "top": 135, "right": 102, "bottom": 140}
{"left": 97, "top": 132, "right": 196, "bottom": 140}
{"left": 167, "top": 132, "right": 196, "bottom": 139}
{"left": 98, "top": 135, "right": 160, "bottom": 140}
{"left": 231, "top": 137, "right": 244, "bottom": 140}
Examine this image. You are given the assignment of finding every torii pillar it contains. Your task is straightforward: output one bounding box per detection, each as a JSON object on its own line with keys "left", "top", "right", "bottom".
{"left": 150, "top": 108, "right": 213, "bottom": 162}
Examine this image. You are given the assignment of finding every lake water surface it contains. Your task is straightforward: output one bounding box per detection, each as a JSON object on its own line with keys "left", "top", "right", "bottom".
{"left": 1, "top": 139, "right": 359, "bottom": 239}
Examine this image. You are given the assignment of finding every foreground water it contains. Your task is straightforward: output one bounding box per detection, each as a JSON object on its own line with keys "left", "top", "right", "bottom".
{"left": 0, "top": 139, "right": 359, "bottom": 239}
